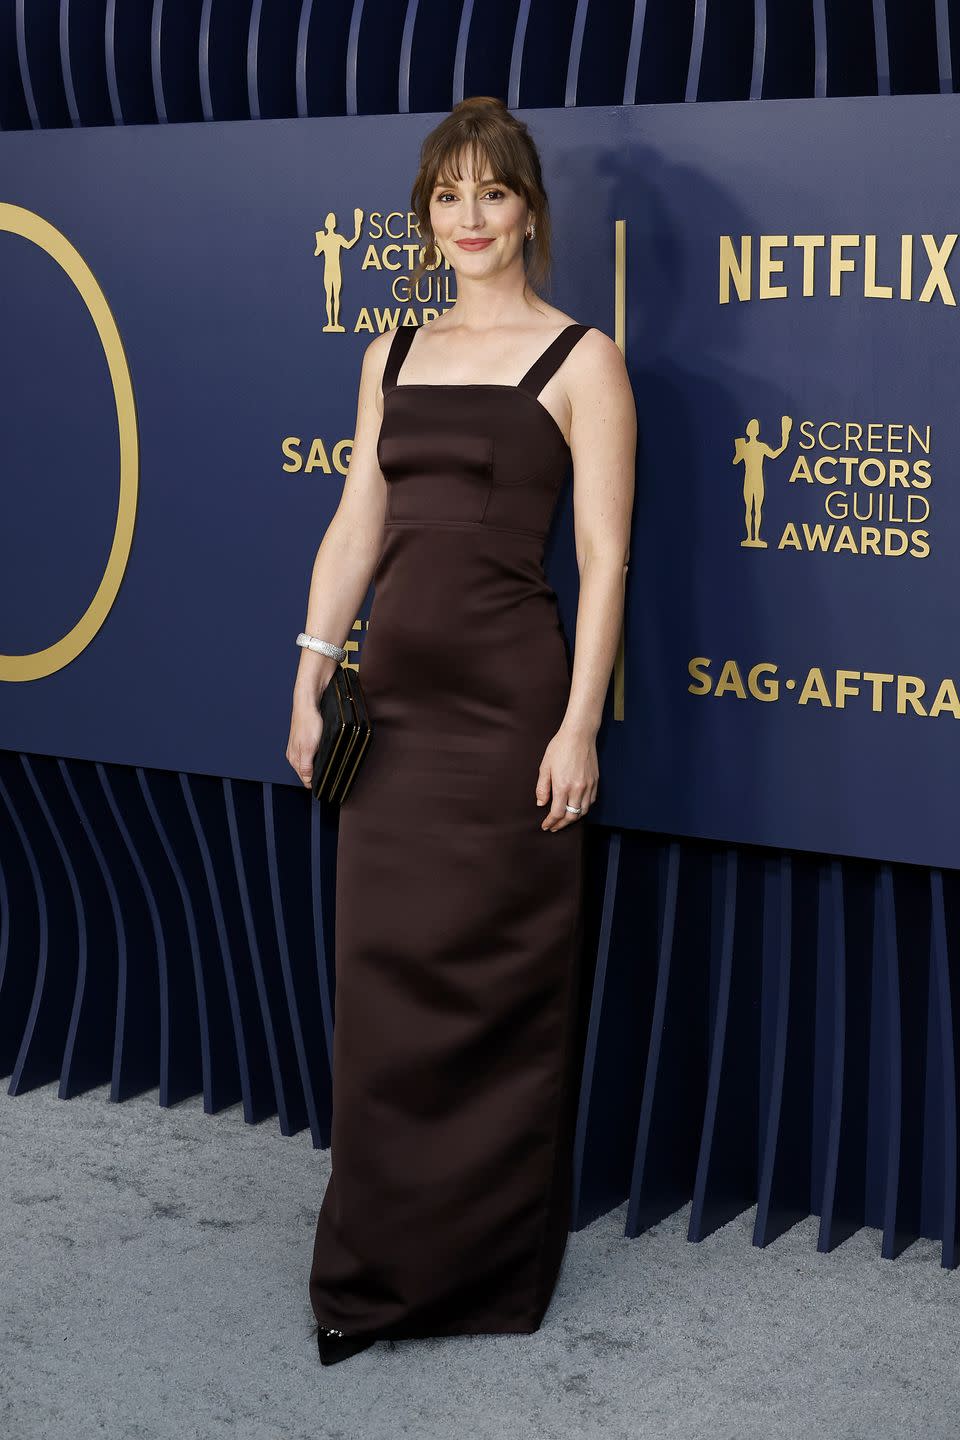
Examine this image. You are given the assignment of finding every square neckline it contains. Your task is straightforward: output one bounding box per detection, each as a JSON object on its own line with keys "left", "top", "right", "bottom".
{"left": 386, "top": 322, "right": 587, "bottom": 451}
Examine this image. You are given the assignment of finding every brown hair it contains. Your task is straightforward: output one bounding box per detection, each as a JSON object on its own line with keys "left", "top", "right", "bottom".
{"left": 408, "top": 96, "right": 552, "bottom": 299}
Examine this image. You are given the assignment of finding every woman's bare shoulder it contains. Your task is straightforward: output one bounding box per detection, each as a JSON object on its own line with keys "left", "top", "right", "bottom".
{"left": 357, "top": 327, "right": 403, "bottom": 393}
{"left": 567, "top": 323, "right": 627, "bottom": 380}
{"left": 364, "top": 328, "right": 400, "bottom": 364}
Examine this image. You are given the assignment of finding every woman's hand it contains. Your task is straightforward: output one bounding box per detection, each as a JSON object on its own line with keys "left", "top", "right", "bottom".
{"left": 286, "top": 695, "right": 324, "bottom": 789}
{"left": 535, "top": 722, "right": 598, "bottom": 831}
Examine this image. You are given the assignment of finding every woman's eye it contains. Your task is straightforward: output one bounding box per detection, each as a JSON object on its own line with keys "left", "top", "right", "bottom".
{"left": 435, "top": 189, "right": 505, "bottom": 202}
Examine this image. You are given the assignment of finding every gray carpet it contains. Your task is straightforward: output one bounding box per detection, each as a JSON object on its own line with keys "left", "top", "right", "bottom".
{"left": 1, "top": 1082, "right": 956, "bottom": 1440}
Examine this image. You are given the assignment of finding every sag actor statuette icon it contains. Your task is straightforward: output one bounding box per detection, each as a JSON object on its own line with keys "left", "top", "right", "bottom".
{"left": 733, "top": 415, "right": 792, "bottom": 548}
{"left": 314, "top": 208, "right": 364, "bottom": 333}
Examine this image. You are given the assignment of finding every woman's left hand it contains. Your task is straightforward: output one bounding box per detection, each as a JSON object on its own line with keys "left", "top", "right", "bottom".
{"left": 535, "top": 723, "right": 599, "bottom": 832}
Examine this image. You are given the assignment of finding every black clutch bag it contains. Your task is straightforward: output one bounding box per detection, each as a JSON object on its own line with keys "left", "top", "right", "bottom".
{"left": 311, "top": 664, "right": 373, "bottom": 804}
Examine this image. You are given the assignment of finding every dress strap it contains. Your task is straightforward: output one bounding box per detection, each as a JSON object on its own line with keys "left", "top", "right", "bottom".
{"left": 382, "top": 325, "right": 418, "bottom": 393}
{"left": 517, "top": 324, "right": 592, "bottom": 398}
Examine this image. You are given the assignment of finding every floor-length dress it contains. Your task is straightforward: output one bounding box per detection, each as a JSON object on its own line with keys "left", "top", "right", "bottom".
{"left": 308, "top": 321, "right": 593, "bottom": 1340}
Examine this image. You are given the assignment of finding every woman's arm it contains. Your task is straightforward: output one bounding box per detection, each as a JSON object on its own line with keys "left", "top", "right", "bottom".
{"left": 536, "top": 327, "right": 637, "bottom": 831}
{"left": 286, "top": 331, "right": 392, "bottom": 786}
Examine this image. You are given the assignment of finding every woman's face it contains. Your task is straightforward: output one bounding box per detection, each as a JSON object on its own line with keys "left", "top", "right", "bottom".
{"left": 428, "top": 151, "right": 531, "bottom": 279}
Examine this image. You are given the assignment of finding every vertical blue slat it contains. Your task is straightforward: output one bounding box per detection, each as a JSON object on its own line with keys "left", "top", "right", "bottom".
{"left": 223, "top": 778, "right": 295, "bottom": 1136}
{"left": 934, "top": 0, "right": 953, "bottom": 90}
{"left": 625, "top": 841, "right": 710, "bottom": 1236}
{"left": 507, "top": 0, "right": 532, "bottom": 109}
{"left": 398, "top": 0, "right": 419, "bottom": 113}
{"left": 685, "top": 0, "right": 707, "bottom": 100}
{"left": 137, "top": 769, "right": 215, "bottom": 1111}
{"left": 873, "top": 0, "right": 891, "bottom": 93}
{"left": 754, "top": 855, "right": 820, "bottom": 1245}
{"left": 96, "top": 763, "right": 176, "bottom": 1105}
{"left": 0, "top": 0, "right": 32, "bottom": 129}
{"left": 564, "top": 0, "right": 590, "bottom": 105}
{"left": 264, "top": 784, "right": 323, "bottom": 1145}
{"left": 570, "top": 830, "right": 663, "bottom": 1228}
{"left": 879, "top": 864, "right": 904, "bottom": 1255}
{"left": 931, "top": 869, "right": 958, "bottom": 1267}
{"left": 2, "top": 765, "right": 55, "bottom": 1091}
{"left": 570, "top": 830, "right": 620, "bottom": 1223}
{"left": 20, "top": 757, "right": 95, "bottom": 1099}
{"left": 451, "top": 0, "right": 473, "bottom": 102}
{"left": 818, "top": 860, "right": 873, "bottom": 1251}
{"left": 149, "top": 0, "right": 164, "bottom": 121}
{"left": 345, "top": 0, "right": 363, "bottom": 115}
{"left": 55, "top": 759, "right": 128, "bottom": 1100}
{"left": 200, "top": 0, "right": 253, "bottom": 121}
{"left": 750, "top": 0, "right": 767, "bottom": 97}
{"left": 881, "top": 864, "right": 930, "bottom": 1258}
{"left": 813, "top": 0, "right": 828, "bottom": 96}
{"left": 105, "top": 0, "right": 157, "bottom": 126}
{"left": 688, "top": 847, "right": 763, "bottom": 1241}
{"left": 180, "top": 772, "right": 255, "bottom": 1120}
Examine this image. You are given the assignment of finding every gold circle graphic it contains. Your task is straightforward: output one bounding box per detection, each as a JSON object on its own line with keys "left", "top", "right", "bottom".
{"left": 0, "top": 203, "right": 138, "bottom": 681}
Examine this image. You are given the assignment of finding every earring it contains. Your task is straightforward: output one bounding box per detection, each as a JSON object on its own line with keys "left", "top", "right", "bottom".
{"left": 525, "top": 224, "right": 536, "bottom": 240}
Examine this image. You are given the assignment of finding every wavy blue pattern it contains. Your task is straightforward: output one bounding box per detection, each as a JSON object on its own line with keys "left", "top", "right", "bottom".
{"left": 0, "top": 0, "right": 952, "bottom": 136}
{"left": 263, "top": 783, "right": 324, "bottom": 1145}
{"left": 95, "top": 763, "right": 172, "bottom": 1101}
{"left": 0, "top": 768, "right": 45, "bottom": 1091}
{"left": 571, "top": 830, "right": 620, "bottom": 1220}
{"left": 179, "top": 771, "right": 252, "bottom": 1117}
{"left": 0, "top": 804, "right": 10, "bottom": 1003}
{"left": 54, "top": 757, "right": 126, "bottom": 1098}
{"left": 624, "top": 841, "right": 685, "bottom": 1235}
{"left": 222, "top": 776, "right": 294, "bottom": 1135}
{"left": 19, "top": 756, "right": 89, "bottom": 1099}
{"left": 136, "top": 767, "right": 214, "bottom": 1109}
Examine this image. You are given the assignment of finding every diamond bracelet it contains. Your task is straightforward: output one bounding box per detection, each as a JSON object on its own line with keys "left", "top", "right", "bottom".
{"left": 296, "top": 632, "right": 347, "bottom": 661}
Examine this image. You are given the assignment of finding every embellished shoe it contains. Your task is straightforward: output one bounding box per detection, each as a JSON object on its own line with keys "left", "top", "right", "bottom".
{"left": 311, "top": 1321, "right": 377, "bottom": 1366}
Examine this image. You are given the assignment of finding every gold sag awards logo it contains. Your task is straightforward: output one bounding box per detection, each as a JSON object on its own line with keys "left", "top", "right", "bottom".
{"left": 731, "top": 414, "right": 931, "bottom": 557}
{"left": 0, "top": 204, "right": 138, "bottom": 683}
{"left": 283, "top": 205, "right": 453, "bottom": 483}
{"left": 688, "top": 405, "right": 952, "bottom": 714}
{"left": 314, "top": 206, "right": 455, "bottom": 335}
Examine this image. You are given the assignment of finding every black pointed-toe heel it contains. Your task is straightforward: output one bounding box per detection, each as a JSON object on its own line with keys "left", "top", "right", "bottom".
{"left": 313, "top": 1322, "right": 377, "bottom": 1366}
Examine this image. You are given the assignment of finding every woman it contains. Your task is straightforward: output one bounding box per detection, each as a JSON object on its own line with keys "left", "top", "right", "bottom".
{"left": 286, "top": 96, "right": 636, "bottom": 1365}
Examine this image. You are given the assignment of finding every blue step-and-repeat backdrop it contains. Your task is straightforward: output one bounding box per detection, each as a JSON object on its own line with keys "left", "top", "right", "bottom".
{"left": 1, "top": 95, "right": 958, "bottom": 870}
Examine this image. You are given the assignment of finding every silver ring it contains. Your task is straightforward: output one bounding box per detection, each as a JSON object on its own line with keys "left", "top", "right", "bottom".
{"left": 565, "top": 804, "right": 582, "bottom": 814}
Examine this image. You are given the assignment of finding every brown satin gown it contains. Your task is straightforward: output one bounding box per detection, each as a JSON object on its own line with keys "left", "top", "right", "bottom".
{"left": 308, "top": 321, "right": 592, "bottom": 1340}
